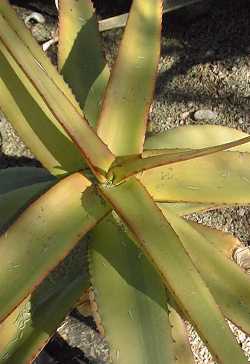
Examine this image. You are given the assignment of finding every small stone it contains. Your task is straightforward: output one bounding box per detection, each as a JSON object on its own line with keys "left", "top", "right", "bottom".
{"left": 238, "top": 208, "right": 245, "bottom": 217}
{"left": 180, "top": 111, "right": 190, "bottom": 120}
{"left": 205, "top": 49, "right": 215, "bottom": 57}
{"left": 193, "top": 109, "right": 218, "bottom": 121}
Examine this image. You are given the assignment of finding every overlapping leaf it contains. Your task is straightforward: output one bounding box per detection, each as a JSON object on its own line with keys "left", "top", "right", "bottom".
{"left": 144, "top": 124, "right": 250, "bottom": 152}
{"left": 163, "top": 209, "right": 250, "bottom": 335}
{"left": 99, "top": 177, "right": 247, "bottom": 364}
{"left": 139, "top": 151, "right": 250, "bottom": 203}
{"left": 58, "top": 0, "right": 110, "bottom": 127}
{"left": 97, "top": 0, "right": 162, "bottom": 155}
{"left": 0, "top": 173, "right": 109, "bottom": 322}
{"left": 0, "top": 13, "right": 114, "bottom": 175}
{"left": 89, "top": 215, "right": 175, "bottom": 364}
{"left": 0, "top": 1, "right": 87, "bottom": 175}
{"left": 111, "top": 135, "right": 250, "bottom": 182}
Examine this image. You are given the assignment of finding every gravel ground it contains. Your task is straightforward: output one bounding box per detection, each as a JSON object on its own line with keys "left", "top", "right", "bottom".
{"left": 1, "top": 0, "right": 250, "bottom": 363}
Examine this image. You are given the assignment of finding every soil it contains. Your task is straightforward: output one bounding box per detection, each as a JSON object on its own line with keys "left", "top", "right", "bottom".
{"left": 0, "top": 0, "right": 249, "bottom": 363}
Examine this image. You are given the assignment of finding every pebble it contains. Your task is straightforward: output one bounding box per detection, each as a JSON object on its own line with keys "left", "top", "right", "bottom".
{"left": 193, "top": 109, "right": 218, "bottom": 121}
{"left": 180, "top": 111, "right": 191, "bottom": 120}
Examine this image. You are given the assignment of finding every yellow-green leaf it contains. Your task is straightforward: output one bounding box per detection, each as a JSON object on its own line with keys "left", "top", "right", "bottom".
{"left": 0, "top": 14, "right": 114, "bottom": 174}
{"left": 139, "top": 151, "right": 250, "bottom": 203}
{"left": 163, "top": 209, "right": 250, "bottom": 336}
{"left": 89, "top": 214, "right": 175, "bottom": 364}
{"left": 99, "top": 177, "right": 247, "bottom": 364}
{"left": 0, "top": 173, "right": 110, "bottom": 322}
{"left": 0, "top": 0, "right": 88, "bottom": 176}
{"left": 58, "top": 0, "right": 110, "bottom": 127}
{"left": 111, "top": 136, "right": 250, "bottom": 182}
{"left": 97, "top": 0, "right": 162, "bottom": 156}
{"left": 168, "top": 302, "right": 195, "bottom": 364}
{"left": 144, "top": 125, "right": 250, "bottom": 152}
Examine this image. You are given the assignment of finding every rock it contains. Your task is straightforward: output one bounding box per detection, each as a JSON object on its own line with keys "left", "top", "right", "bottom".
{"left": 180, "top": 111, "right": 191, "bottom": 120}
{"left": 193, "top": 109, "right": 218, "bottom": 122}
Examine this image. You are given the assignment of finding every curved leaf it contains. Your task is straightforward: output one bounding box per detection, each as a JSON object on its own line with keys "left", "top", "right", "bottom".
{"left": 160, "top": 202, "right": 216, "bottom": 216}
{"left": 58, "top": 0, "right": 110, "bottom": 127}
{"left": 97, "top": 0, "right": 162, "bottom": 156}
{"left": 163, "top": 209, "right": 250, "bottom": 336}
{"left": 168, "top": 302, "right": 195, "bottom": 364}
{"left": 144, "top": 125, "right": 250, "bottom": 152}
{"left": 0, "top": 1, "right": 87, "bottom": 176}
{"left": 89, "top": 215, "right": 175, "bottom": 364}
{"left": 0, "top": 172, "right": 110, "bottom": 322}
{"left": 111, "top": 136, "right": 250, "bottom": 182}
{"left": 0, "top": 14, "right": 114, "bottom": 174}
{"left": 99, "top": 177, "right": 247, "bottom": 364}
{"left": 187, "top": 221, "right": 242, "bottom": 258}
{"left": 0, "top": 273, "right": 87, "bottom": 364}
{"left": 140, "top": 151, "right": 250, "bottom": 203}
{"left": 0, "top": 167, "right": 54, "bottom": 195}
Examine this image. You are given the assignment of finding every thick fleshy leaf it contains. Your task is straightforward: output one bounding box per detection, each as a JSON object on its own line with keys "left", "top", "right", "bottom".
{"left": 160, "top": 202, "right": 215, "bottom": 216}
{"left": 168, "top": 302, "right": 195, "bottom": 364}
{"left": 163, "top": 209, "right": 250, "bottom": 335}
{"left": 0, "top": 168, "right": 55, "bottom": 229}
{"left": 89, "top": 215, "right": 175, "bottom": 364}
{"left": 187, "top": 221, "right": 241, "bottom": 258}
{"left": 0, "top": 1, "right": 87, "bottom": 176}
{"left": 0, "top": 272, "right": 87, "bottom": 364}
{"left": 99, "top": 177, "right": 247, "bottom": 364}
{"left": 0, "top": 167, "right": 54, "bottom": 195}
{"left": 0, "top": 179, "right": 89, "bottom": 364}
{"left": 144, "top": 125, "right": 250, "bottom": 152}
{"left": 0, "top": 172, "right": 110, "bottom": 322}
{"left": 111, "top": 136, "right": 250, "bottom": 182}
{"left": 97, "top": 0, "right": 162, "bottom": 156}
{"left": 0, "top": 14, "right": 114, "bottom": 174}
{"left": 139, "top": 151, "right": 250, "bottom": 203}
{"left": 99, "top": 0, "right": 202, "bottom": 31}
{"left": 58, "top": 0, "right": 110, "bottom": 127}
{"left": 0, "top": 182, "right": 54, "bottom": 231}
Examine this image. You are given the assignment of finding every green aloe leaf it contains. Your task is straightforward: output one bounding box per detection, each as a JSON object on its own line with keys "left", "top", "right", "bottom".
{"left": 139, "top": 151, "right": 250, "bottom": 203}
{"left": 160, "top": 202, "right": 216, "bottom": 216}
{"left": 99, "top": 177, "right": 247, "bottom": 364}
{"left": 144, "top": 124, "right": 250, "bottom": 152}
{"left": 0, "top": 173, "right": 110, "bottom": 322}
{"left": 0, "top": 13, "right": 114, "bottom": 174}
{"left": 58, "top": 0, "right": 110, "bottom": 127}
{"left": 0, "top": 1, "right": 87, "bottom": 176}
{"left": 111, "top": 135, "right": 250, "bottom": 182}
{"left": 0, "top": 167, "right": 55, "bottom": 229}
{"left": 0, "top": 167, "right": 54, "bottom": 195}
{"left": 89, "top": 215, "right": 175, "bottom": 364}
{"left": 0, "top": 176, "right": 89, "bottom": 364}
{"left": 187, "top": 221, "right": 241, "bottom": 258}
{"left": 0, "top": 271, "right": 87, "bottom": 364}
{"left": 163, "top": 209, "right": 250, "bottom": 336}
{"left": 97, "top": 0, "right": 162, "bottom": 156}
{"left": 168, "top": 302, "right": 195, "bottom": 364}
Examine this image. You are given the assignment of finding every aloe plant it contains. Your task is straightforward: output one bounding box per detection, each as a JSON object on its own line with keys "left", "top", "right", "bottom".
{"left": 0, "top": 0, "right": 250, "bottom": 363}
